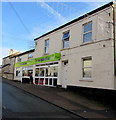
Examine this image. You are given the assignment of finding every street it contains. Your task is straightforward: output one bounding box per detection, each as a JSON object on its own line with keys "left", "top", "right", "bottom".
{"left": 2, "top": 79, "right": 83, "bottom": 119}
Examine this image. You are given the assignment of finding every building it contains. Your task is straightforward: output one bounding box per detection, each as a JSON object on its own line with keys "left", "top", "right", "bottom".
{"left": 0, "top": 65, "right": 2, "bottom": 76}
{"left": 14, "top": 49, "right": 35, "bottom": 82}
{"left": 2, "top": 51, "right": 20, "bottom": 80}
{"left": 14, "top": 2, "right": 116, "bottom": 90}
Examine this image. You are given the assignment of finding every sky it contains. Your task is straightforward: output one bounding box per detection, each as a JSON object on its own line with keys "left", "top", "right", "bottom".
{"left": 1, "top": 1, "right": 112, "bottom": 65}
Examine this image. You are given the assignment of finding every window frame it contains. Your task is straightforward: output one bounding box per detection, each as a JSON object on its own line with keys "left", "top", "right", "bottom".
{"left": 28, "top": 53, "right": 33, "bottom": 59}
{"left": 62, "top": 31, "right": 70, "bottom": 49}
{"left": 45, "top": 39, "right": 49, "bottom": 54}
{"left": 82, "top": 56, "right": 92, "bottom": 79}
{"left": 83, "top": 21, "right": 92, "bottom": 43}
{"left": 17, "top": 56, "right": 22, "bottom": 62}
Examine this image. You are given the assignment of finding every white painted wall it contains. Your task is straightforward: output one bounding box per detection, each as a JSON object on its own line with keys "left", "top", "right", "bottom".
{"left": 34, "top": 6, "right": 115, "bottom": 89}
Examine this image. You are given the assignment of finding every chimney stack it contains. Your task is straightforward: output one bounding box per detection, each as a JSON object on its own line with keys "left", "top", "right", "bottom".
{"left": 9, "top": 49, "right": 14, "bottom": 55}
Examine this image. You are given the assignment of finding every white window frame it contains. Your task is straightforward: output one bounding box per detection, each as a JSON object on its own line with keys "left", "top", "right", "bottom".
{"left": 17, "top": 56, "right": 22, "bottom": 62}
{"left": 28, "top": 53, "right": 33, "bottom": 59}
{"left": 83, "top": 21, "right": 92, "bottom": 43}
{"left": 45, "top": 39, "right": 49, "bottom": 54}
{"left": 15, "top": 68, "right": 21, "bottom": 77}
{"left": 62, "top": 31, "right": 70, "bottom": 49}
{"left": 35, "top": 64, "right": 59, "bottom": 86}
{"left": 82, "top": 57, "right": 92, "bottom": 79}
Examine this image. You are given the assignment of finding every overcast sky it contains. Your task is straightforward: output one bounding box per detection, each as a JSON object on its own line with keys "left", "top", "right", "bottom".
{"left": 1, "top": 1, "right": 112, "bottom": 65}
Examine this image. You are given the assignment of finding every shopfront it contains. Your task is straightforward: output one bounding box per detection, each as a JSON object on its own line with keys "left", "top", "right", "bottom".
{"left": 34, "top": 62, "right": 58, "bottom": 86}
{"left": 22, "top": 66, "right": 33, "bottom": 83}
{"left": 14, "top": 53, "right": 61, "bottom": 86}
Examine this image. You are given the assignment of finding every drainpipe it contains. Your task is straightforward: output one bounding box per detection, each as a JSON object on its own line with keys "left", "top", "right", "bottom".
{"left": 111, "top": 1, "right": 116, "bottom": 75}
{"left": 13, "top": 57, "right": 16, "bottom": 80}
{"left": 112, "top": 2, "right": 116, "bottom": 75}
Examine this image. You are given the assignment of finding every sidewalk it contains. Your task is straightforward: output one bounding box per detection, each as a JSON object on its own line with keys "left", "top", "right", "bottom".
{"left": 2, "top": 78, "right": 116, "bottom": 119}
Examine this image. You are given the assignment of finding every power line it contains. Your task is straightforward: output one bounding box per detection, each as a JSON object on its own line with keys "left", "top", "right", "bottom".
{"left": 8, "top": 2, "right": 31, "bottom": 35}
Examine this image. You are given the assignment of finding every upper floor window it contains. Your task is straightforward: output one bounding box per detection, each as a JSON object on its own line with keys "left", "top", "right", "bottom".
{"left": 28, "top": 53, "right": 33, "bottom": 59}
{"left": 83, "top": 22, "right": 92, "bottom": 43}
{"left": 62, "top": 31, "right": 70, "bottom": 48}
{"left": 45, "top": 39, "right": 49, "bottom": 54}
{"left": 17, "top": 56, "right": 22, "bottom": 62}
{"left": 82, "top": 57, "right": 92, "bottom": 78}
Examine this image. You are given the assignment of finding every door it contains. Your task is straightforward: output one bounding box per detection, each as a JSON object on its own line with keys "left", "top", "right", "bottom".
{"left": 62, "top": 61, "right": 68, "bottom": 88}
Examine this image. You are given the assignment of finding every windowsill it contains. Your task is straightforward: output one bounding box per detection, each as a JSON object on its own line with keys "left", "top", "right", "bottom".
{"left": 60, "top": 48, "right": 70, "bottom": 51}
{"left": 43, "top": 53, "right": 49, "bottom": 56}
{"left": 80, "top": 41, "right": 94, "bottom": 46}
{"left": 28, "top": 58, "right": 33, "bottom": 60}
{"left": 17, "top": 61, "right": 21, "bottom": 63}
{"left": 79, "top": 78, "right": 93, "bottom": 82}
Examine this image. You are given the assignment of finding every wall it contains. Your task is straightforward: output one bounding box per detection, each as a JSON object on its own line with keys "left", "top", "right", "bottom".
{"left": 114, "top": 2, "right": 116, "bottom": 89}
{"left": 2, "top": 56, "right": 15, "bottom": 80}
{"left": 34, "top": 6, "right": 115, "bottom": 89}
{"left": 14, "top": 51, "right": 34, "bottom": 81}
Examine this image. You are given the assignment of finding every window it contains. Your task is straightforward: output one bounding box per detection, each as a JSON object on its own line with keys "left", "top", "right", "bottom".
{"left": 62, "top": 31, "right": 69, "bottom": 48}
{"left": 17, "top": 56, "right": 22, "bottom": 62}
{"left": 62, "top": 60, "right": 68, "bottom": 65}
{"left": 16, "top": 68, "right": 21, "bottom": 77}
{"left": 82, "top": 57, "right": 92, "bottom": 78}
{"left": 39, "top": 68, "right": 45, "bottom": 77}
{"left": 28, "top": 53, "right": 33, "bottom": 59}
{"left": 83, "top": 22, "right": 92, "bottom": 43}
{"left": 16, "top": 70, "right": 20, "bottom": 77}
{"left": 22, "top": 67, "right": 33, "bottom": 76}
{"left": 45, "top": 39, "right": 49, "bottom": 54}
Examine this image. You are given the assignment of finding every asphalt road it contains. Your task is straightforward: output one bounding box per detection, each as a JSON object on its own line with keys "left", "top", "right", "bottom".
{"left": 2, "top": 80, "right": 83, "bottom": 119}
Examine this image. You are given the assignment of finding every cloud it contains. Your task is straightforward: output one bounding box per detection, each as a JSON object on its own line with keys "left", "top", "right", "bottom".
{"left": 86, "top": 2, "right": 108, "bottom": 9}
{"left": 29, "top": 24, "right": 58, "bottom": 38}
{"left": 39, "top": 2, "right": 67, "bottom": 23}
{"left": 28, "top": 1, "right": 110, "bottom": 42}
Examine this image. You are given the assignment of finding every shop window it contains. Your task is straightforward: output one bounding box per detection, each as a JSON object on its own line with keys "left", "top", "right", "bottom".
{"left": 45, "top": 39, "right": 49, "bottom": 54}
{"left": 35, "top": 68, "right": 39, "bottom": 76}
{"left": 28, "top": 70, "right": 33, "bottom": 76}
{"left": 35, "top": 78, "right": 39, "bottom": 85}
{"left": 22, "top": 68, "right": 28, "bottom": 76}
{"left": 16, "top": 70, "right": 20, "bottom": 76}
{"left": 45, "top": 78, "right": 48, "bottom": 85}
{"left": 22, "top": 67, "right": 33, "bottom": 76}
{"left": 39, "top": 78, "right": 44, "bottom": 85}
{"left": 82, "top": 57, "right": 92, "bottom": 78}
{"left": 53, "top": 78, "right": 57, "bottom": 86}
{"left": 48, "top": 67, "right": 53, "bottom": 76}
{"left": 62, "top": 31, "right": 70, "bottom": 48}
{"left": 49, "top": 78, "right": 52, "bottom": 85}
{"left": 47, "top": 66, "right": 58, "bottom": 77}
{"left": 40, "top": 68, "right": 44, "bottom": 77}
{"left": 83, "top": 22, "right": 92, "bottom": 43}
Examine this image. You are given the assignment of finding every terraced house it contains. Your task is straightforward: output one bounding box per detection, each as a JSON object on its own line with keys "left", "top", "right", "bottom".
{"left": 13, "top": 1, "right": 116, "bottom": 90}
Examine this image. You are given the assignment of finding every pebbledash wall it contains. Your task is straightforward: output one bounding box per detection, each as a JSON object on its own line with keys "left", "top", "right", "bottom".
{"left": 14, "top": 2, "right": 116, "bottom": 90}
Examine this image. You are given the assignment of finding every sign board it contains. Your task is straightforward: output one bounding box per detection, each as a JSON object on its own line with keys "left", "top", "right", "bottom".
{"left": 15, "top": 53, "right": 61, "bottom": 68}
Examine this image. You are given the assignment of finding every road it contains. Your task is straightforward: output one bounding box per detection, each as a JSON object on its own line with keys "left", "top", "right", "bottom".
{"left": 2, "top": 80, "right": 83, "bottom": 119}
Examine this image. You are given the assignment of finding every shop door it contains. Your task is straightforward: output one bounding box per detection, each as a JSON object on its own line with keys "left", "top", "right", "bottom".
{"left": 62, "top": 61, "right": 68, "bottom": 88}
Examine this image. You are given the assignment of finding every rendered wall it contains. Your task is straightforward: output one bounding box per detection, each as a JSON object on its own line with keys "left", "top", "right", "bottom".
{"left": 34, "top": 6, "right": 115, "bottom": 89}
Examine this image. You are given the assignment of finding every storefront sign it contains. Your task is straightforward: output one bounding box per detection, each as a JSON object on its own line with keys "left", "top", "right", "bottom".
{"left": 15, "top": 53, "right": 61, "bottom": 68}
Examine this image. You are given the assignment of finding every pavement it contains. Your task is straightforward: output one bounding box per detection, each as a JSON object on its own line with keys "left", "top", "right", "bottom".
{"left": 2, "top": 77, "right": 116, "bottom": 119}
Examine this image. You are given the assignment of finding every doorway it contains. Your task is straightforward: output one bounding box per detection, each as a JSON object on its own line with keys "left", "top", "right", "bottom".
{"left": 62, "top": 60, "right": 68, "bottom": 88}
